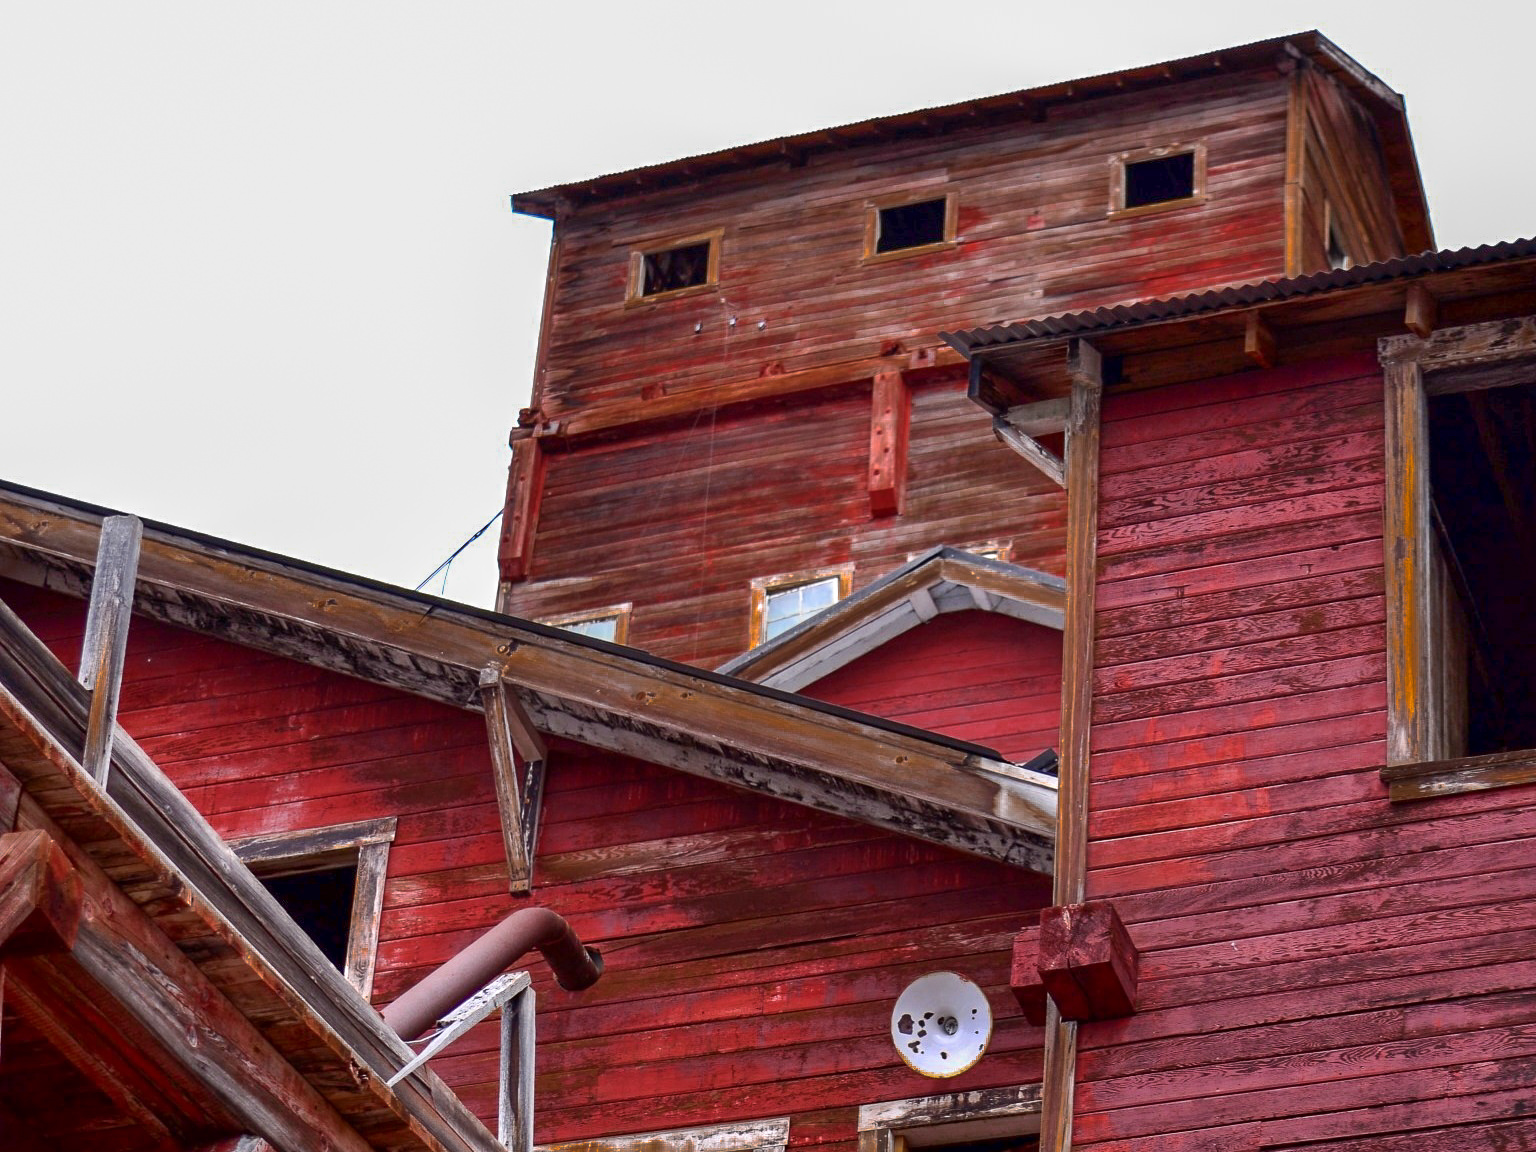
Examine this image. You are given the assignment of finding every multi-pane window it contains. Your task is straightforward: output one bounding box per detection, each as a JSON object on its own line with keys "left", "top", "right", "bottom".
{"left": 750, "top": 569, "right": 852, "bottom": 646}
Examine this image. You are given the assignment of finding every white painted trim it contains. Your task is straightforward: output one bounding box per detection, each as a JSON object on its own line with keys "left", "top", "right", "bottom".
{"left": 538, "top": 1117, "right": 791, "bottom": 1152}
{"left": 859, "top": 1084, "right": 1043, "bottom": 1149}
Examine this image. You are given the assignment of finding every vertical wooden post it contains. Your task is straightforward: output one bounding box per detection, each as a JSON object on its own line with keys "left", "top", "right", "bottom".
{"left": 868, "top": 370, "right": 911, "bottom": 517}
{"left": 79, "top": 515, "right": 142, "bottom": 784}
{"left": 1383, "top": 353, "right": 1431, "bottom": 764}
{"left": 498, "top": 439, "right": 547, "bottom": 586}
{"left": 1039, "top": 339, "right": 1104, "bottom": 1152}
{"left": 499, "top": 984, "right": 537, "bottom": 1152}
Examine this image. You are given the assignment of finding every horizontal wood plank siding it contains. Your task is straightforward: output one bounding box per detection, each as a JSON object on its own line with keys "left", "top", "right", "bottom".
{"left": 1074, "top": 353, "right": 1536, "bottom": 1148}
{"left": 800, "top": 610, "right": 1061, "bottom": 764}
{"left": 0, "top": 577, "right": 1049, "bottom": 1151}
{"left": 533, "top": 70, "right": 1290, "bottom": 419}
{"left": 509, "top": 379, "right": 1067, "bottom": 666}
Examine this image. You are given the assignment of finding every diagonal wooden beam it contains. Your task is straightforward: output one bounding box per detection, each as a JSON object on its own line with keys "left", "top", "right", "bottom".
{"left": 78, "top": 515, "right": 141, "bottom": 783}
{"left": 992, "top": 417, "right": 1066, "bottom": 487}
{"left": 479, "top": 667, "right": 548, "bottom": 893}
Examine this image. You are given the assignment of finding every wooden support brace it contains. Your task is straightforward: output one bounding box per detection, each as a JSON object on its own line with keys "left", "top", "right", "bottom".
{"left": 0, "top": 829, "right": 82, "bottom": 954}
{"left": 79, "top": 515, "right": 141, "bottom": 784}
{"left": 480, "top": 666, "right": 548, "bottom": 892}
{"left": 498, "top": 438, "right": 546, "bottom": 584}
{"left": 1009, "top": 921, "right": 1049, "bottom": 1026}
{"left": 993, "top": 418, "right": 1066, "bottom": 488}
{"left": 1244, "top": 311, "right": 1277, "bottom": 369}
{"left": 1002, "top": 397, "right": 1071, "bottom": 438}
{"left": 1405, "top": 282, "right": 1438, "bottom": 338}
{"left": 868, "top": 370, "right": 912, "bottom": 518}
{"left": 1036, "top": 902, "right": 1140, "bottom": 1021}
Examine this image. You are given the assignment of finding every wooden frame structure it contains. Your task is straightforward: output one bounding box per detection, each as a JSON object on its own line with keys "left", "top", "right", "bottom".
{"left": 231, "top": 816, "right": 397, "bottom": 998}
{"left": 1106, "top": 141, "right": 1208, "bottom": 219}
{"left": 1380, "top": 314, "right": 1536, "bottom": 797}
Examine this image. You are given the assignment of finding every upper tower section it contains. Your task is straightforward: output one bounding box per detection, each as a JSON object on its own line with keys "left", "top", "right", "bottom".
{"left": 510, "top": 31, "right": 1428, "bottom": 429}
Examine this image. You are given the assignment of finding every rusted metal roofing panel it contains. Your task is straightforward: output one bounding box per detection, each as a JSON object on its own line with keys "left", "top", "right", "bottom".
{"left": 942, "top": 237, "right": 1536, "bottom": 357}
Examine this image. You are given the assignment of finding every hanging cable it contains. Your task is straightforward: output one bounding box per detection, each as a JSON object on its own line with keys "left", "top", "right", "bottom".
{"left": 415, "top": 507, "right": 504, "bottom": 592}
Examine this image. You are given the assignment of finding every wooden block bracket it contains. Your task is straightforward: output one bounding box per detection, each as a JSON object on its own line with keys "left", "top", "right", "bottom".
{"left": 1011, "top": 901, "right": 1140, "bottom": 1025}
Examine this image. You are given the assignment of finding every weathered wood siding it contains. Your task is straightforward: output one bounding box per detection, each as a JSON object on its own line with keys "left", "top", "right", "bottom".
{"left": 802, "top": 610, "right": 1062, "bottom": 764}
{"left": 0, "top": 577, "right": 1049, "bottom": 1150}
{"left": 439, "top": 744, "right": 1050, "bottom": 1148}
{"left": 534, "top": 69, "right": 1291, "bottom": 419}
{"left": 1073, "top": 353, "right": 1536, "bottom": 1148}
{"left": 513, "top": 378, "right": 1067, "bottom": 667}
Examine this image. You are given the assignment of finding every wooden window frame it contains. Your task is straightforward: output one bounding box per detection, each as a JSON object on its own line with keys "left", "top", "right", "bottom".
{"left": 861, "top": 191, "right": 959, "bottom": 265}
{"left": 1380, "top": 316, "right": 1536, "bottom": 801}
{"left": 749, "top": 565, "right": 853, "bottom": 648}
{"left": 857, "top": 1084, "right": 1042, "bottom": 1152}
{"left": 625, "top": 229, "right": 723, "bottom": 306}
{"left": 539, "top": 1117, "right": 790, "bottom": 1152}
{"left": 1108, "top": 142, "right": 1208, "bottom": 219}
{"left": 230, "top": 816, "right": 396, "bottom": 999}
{"left": 539, "top": 603, "right": 633, "bottom": 646}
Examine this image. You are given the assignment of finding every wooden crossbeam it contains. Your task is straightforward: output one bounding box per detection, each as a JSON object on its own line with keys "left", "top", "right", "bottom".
{"left": 1405, "top": 282, "right": 1437, "bottom": 338}
{"left": 78, "top": 515, "right": 141, "bottom": 783}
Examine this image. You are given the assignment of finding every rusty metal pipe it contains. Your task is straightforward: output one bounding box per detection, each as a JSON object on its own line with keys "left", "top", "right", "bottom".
{"left": 382, "top": 906, "right": 602, "bottom": 1041}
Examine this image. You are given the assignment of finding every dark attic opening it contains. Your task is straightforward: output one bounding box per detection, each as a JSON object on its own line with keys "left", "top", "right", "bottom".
{"left": 1429, "top": 375, "right": 1536, "bottom": 756}
{"left": 876, "top": 198, "right": 948, "bottom": 253}
{"left": 258, "top": 862, "right": 358, "bottom": 969}
{"left": 1123, "top": 151, "right": 1195, "bottom": 208}
{"left": 643, "top": 241, "right": 712, "bottom": 296}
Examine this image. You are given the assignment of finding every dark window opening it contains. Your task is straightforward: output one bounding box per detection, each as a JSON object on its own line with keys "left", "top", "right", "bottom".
{"left": 1327, "top": 219, "right": 1352, "bottom": 271}
{"left": 876, "top": 198, "right": 948, "bottom": 254}
{"left": 642, "top": 242, "right": 712, "bottom": 296}
{"left": 260, "top": 863, "right": 357, "bottom": 970}
{"left": 1123, "top": 152, "right": 1196, "bottom": 209}
{"left": 1429, "top": 376, "right": 1536, "bottom": 755}
{"left": 918, "top": 1137, "right": 1039, "bottom": 1152}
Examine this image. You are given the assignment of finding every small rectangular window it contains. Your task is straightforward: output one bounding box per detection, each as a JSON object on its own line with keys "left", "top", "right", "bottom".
{"left": 541, "top": 603, "right": 632, "bottom": 646}
{"left": 863, "top": 193, "right": 957, "bottom": 263}
{"left": 1109, "top": 143, "right": 1206, "bottom": 218}
{"left": 750, "top": 567, "right": 853, "bottom": 647}
{"left": 232, "top": 817, "right": 396, "bottom": 999}
{"left": 626, "top": 231, "right": 721, "bottom": 304}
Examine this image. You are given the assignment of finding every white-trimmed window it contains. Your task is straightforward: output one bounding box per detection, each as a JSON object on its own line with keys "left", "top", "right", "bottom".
{"left": 231, "top": 817, "right": 396, "bottom": 999}
{"left": 541, "top": 603, "right": 633, "bottom": 645}
{"left": 858, "top": 1085, "right": 1041, "bottom": 1152}
{"left": 750, "top": 567, "right": 853, "bottom": 646}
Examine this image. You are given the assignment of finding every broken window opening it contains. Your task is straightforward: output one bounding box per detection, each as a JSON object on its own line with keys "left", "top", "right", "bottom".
{"left": 1123, "top": 152, "right": 1196, "bottom": 209}
{"left": 876, "top": 199, "right": 948, "bottom": 255}
{"left": 258, "top": 863, "right": 358, "bottom": 970}
{"left": 643, "top": 242, "right": 712, "bottom": 296}
{"left": 1427, "top": 376, "right": 1536, "bottom": 756}
{"left": 1327, "top": 219, "right": 1353, "bottom": 271}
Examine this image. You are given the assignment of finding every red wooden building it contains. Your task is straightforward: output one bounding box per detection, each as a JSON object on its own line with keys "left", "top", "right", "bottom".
{"left": 5, "top": 26, "right": 1536, "bottom": 1152}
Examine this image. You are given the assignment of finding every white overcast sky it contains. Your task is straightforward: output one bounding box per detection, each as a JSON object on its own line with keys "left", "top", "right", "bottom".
{"left": 3, "top": 3, "right": 1530, "bottom": 608}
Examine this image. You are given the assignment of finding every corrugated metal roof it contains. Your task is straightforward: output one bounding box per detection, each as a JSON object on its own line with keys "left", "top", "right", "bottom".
{"left": 942, "top": 237, "right": 1536, "bottom": 356}
{"left": 512, "top": 30, "right": 1400, "bottom": 217}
